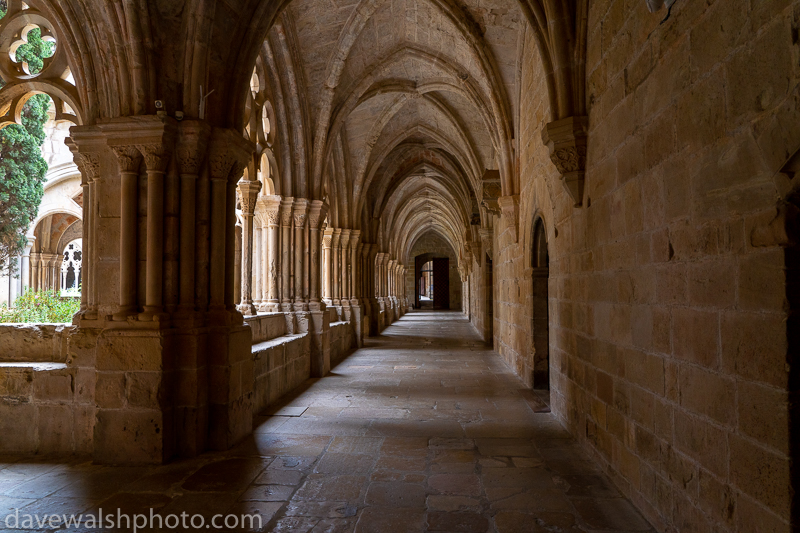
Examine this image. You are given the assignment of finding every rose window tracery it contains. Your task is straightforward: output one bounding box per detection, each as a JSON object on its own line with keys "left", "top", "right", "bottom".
{"left": 0, "top": 0, "right": 82, "bottom": 129}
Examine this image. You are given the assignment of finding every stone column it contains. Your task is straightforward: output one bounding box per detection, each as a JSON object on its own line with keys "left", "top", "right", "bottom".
{"left": 29, "top": 252, "right": 39, "bottom": 291}
{"left": 293, "top": 199, "right": 308, "bottom": 312}
{"left": 138, "top": 144, "right": 173, "bottom": 321}
{"left": 367, "top": 247, "right": 381, "bottom": 333}
{"left": 340, "top": 230, "right": 351, "bottom": 318}
{"left": 349, "top": 231, "right": 363, "bottom": 346}
{"left": 354, "top": 242, "right": 363, "bottom": 302}
{"left": 322, "top": 228, "right": 333, "bottom": 304}
{"left": 108, "top": 145, "right": 142, "bottom": 320}
{"left": 262, "top": 196, "right": 281, "bottom": 312}
{"left": 20, "top": 239, "right": 33, "bottom": 295}
{"left": 308, "top": 200, "right": 326, "bottom": 310}
{"left": 224, "top": 175, "right": 239, "bottom": 313}
{"left": 279, "top": 198, "right": 294, "bottom": 311}
{"left": 208, "top": 166, "right": 228, "bottom": 313}
{"left": 253, "top": 222, "right": 262, "bottom": 308}
{"left": 68, "top": 135, "right": 102, "bottom": 317}
{"left": 175, "top": 121, "right": 211, "bottom": 314}
{"left": 331, "top": 229, "right": 341, "bottom": 306}
{"left": 236, "top": 179, "right": 262, "bottom": 316}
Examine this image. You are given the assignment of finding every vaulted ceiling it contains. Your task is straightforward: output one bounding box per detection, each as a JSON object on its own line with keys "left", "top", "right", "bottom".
{"left": 256, "top": 0, "right": 529, "bottom": 262}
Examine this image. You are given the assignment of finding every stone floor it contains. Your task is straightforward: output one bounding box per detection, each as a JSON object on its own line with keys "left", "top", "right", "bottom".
{"left": 0, "top": 311, "right": 654, "bottom": 532}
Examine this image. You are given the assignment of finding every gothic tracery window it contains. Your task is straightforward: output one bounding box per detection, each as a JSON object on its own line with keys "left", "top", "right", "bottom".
{"left": 60, "top": 238, "right": 81, "bottom": 295}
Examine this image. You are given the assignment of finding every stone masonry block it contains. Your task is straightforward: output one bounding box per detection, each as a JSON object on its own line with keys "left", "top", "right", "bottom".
{"left": 672, "top": 307, "right": 719, "bottom": 369}
{"left": 33, "top": 370, "right": 74, "bottom": 402}
{"left": 674, "top": 410, "right": 728, "bottom": 478}
{"left": 737, "top": 380, "right": 788, "bottom": 454}
{"left": 730, "top": 435, "right": 790, "bottom": 519}
{"left": 677, "top": 365, "right": 735, "bottom": 426}
{"left": 37, "top": 403, "right": 74, "bottom": 454}
{"left": 720, "top": 311, "right": 788, "bottom": 388}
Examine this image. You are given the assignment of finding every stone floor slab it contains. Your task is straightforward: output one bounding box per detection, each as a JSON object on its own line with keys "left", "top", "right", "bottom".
{"left": 0, "top": 311, "right": 654, "bottom": 533}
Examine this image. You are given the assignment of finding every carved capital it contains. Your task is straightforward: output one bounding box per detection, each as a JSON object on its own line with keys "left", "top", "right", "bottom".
{"left": 98, "top": 116, "right": 178, "bottom": 176}
{"left": 349, "top": 230, "right": 361, "bottom": 250}
{"left": 498, "top": 195, "right": 520, "bottom": 243}
{"left": 257, "top": 195, "right": 282, "bottom": 227}
{"left": 293, "top": 198, "right": 309, "bottom": 228}
{"left": 308, "top": 200, "right": 328, "bottom": 230}
{"left": 279, "top": 197, "right": 295, "bottom": 226}
{"left": 176, "top": 120, "right": 212, "bottom": 175}
{"left": 66, "top": 127, "right": 104, "bottom": 185}
{"left": 542, "top": 116, "right": 588, "bottom": 207}
{"left": 331, "top": 228, "right": 341, "bottom": 248}
{"left": 237, "top": 180, "right": 262, "bottom": 215}
{"left": 136, "top": 144, "right": 172, "bottom": 172}
{"left": 109, "top": 145, "right": 143, "bottom": 173}
{"left": 340, "top": 229, "right": 351, "bottom": 248}
{"left": 209, "top": 127, "right": 255, "bottom": 182}
{"left": 322, "top": 231, "right": 333, "bottom": 248}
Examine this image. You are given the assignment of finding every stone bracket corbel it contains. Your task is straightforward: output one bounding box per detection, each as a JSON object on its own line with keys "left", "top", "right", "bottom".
{"left": 479, "top": 228, "right": 493, "bottom": 260}
{"left": 481, "top": 169, "right": 502, "bottom": 216}
{"left": 498, "top": 195, "right": 520, "bottom": 243}
{"left": 542, "top": 116, "right": 588, "bottom": 207}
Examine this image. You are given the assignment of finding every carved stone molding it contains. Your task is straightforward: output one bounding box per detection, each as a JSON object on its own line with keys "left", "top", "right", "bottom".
{"left": 498, "top": 195, "right": 520, "bottom": 243}
{"left": 542, "top": 115, "right": 588, "bottom": 207}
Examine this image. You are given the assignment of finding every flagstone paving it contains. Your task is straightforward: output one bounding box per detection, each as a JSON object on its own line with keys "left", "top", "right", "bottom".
{"left": 0, "top": 311, "right": 654, "bottom": 532}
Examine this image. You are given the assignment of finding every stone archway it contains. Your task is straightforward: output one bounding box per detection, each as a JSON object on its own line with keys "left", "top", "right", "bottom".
{"left": 531, "top": 217, "right": 549, "bottom": 391}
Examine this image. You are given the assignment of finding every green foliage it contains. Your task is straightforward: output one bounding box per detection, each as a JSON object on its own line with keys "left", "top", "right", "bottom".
{"left": 0, "top": 96, "right": 49, "bottom": 272}
{"left": 15, "top": 27, "right": 54, "bottom": 75}
{"left": 0, "top": 289, "right": 80, "bottom": 323}
{"left": 0, "top": 0, "right": 6, "bottom": 19}
{"left": 0, "top": 24, "right": 53, "bottom": 272}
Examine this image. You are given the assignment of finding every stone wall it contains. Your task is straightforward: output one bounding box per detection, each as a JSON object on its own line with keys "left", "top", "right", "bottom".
{"left": 405, "top": 232, "right": 461, "bottom": 310}
{"left": 0, "top": 325, "right": 95, "bottom": 455}
{"left": 490, "top": 3, "right": 799, "bottom": 531}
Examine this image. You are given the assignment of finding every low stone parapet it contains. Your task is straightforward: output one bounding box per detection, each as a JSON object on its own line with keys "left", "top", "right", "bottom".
{"left": 244, "top": 313, "right": 287, "bottom": 344}
{"left": 0, "top": 361, "right": 92, "bottom": 455}
{"left": 0, "top": 323, "right": 73, "bottom": 363}
{"left": 252, "top": 333, "right": 310, "bottom": 414}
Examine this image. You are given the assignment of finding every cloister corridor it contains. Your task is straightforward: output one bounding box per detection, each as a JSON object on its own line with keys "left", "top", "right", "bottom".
{"left": 0, "top": 311, "right": 653, "bottom": 533}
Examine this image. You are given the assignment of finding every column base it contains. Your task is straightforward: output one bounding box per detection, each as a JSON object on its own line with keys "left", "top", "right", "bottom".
{"left": 237, "top": 302, "right": 257, "bottom": 316}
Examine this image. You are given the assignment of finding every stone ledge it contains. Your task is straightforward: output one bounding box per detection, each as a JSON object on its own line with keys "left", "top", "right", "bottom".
{"left": 251, "top": 332, "right": 306, "bottom": 354}
{"left": 0, "top": 362, "right": 69, "bottom": 371}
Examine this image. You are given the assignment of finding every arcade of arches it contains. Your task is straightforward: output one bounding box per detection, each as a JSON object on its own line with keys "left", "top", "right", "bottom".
{"left": 0, "top": 0, "right": 798, "bottom": 531}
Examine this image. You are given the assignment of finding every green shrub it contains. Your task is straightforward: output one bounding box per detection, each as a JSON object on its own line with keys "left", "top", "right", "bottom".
{"left": 0, "top": 288, "right": 80, "bottom": 323}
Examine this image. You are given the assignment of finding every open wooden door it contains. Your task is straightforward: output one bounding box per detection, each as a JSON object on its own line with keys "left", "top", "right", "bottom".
{"left": 432, "top": 257, "right": 449, "bottom": 309}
